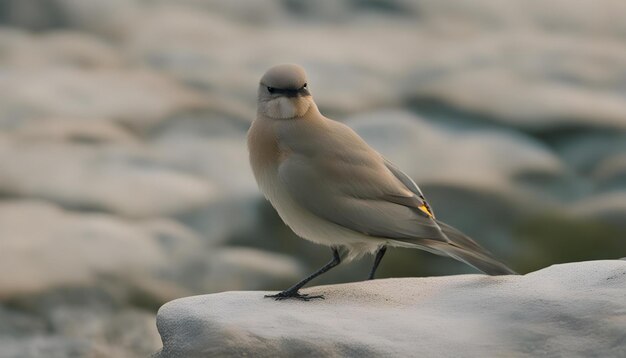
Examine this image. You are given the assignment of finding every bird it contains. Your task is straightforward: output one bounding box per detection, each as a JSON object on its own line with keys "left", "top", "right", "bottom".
{"left": 247, "top": 64, "right": 517, "bottom": 301}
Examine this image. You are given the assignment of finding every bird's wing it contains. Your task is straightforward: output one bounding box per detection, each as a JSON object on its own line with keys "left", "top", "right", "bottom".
{"left": 382, "top": 157, "right": 435, "bottom": 219}
{"left": 276, "top": 120, "right": 519, "bottom": 275}
{"left": 277, "top": 122, "right": 445, "bottom": 241}
{"left": 382, "top": 158, "right": 503, "bottom": 259}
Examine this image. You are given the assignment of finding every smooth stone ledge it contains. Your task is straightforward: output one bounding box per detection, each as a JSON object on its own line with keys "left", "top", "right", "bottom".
{"left": 154, "top": 260, "right": 626, "bottom": 357}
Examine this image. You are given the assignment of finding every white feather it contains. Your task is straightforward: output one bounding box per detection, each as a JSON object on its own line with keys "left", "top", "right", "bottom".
{"left": 262, "top": 97, "right": 310, "bottom": 120}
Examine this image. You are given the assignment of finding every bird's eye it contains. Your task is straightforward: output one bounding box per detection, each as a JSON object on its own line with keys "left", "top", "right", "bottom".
{"left": 267, "top": 87, "right": 275, "bottom": 93}
{"left": 303, "top": 83, "right": 307, "bottom": 88}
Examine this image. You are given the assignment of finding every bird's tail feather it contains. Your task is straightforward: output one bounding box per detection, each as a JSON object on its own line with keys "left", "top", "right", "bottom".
{"left": 431, "top": 241, "right": 517, "bottom": 275}
{"left": 392, "top": 221, "right": 518, "bottom": 276}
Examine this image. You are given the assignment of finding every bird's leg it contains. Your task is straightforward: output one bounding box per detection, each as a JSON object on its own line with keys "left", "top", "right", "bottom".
{"left": 265, "top": 247, "right": 342, "bottom": 301}
{"left": 367, "top": 246, "right": 387, "bottom": 280}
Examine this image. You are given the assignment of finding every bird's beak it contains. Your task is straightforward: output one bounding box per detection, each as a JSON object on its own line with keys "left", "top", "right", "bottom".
{"left": 283, "top": 87, "right": 311, "bottom": 98}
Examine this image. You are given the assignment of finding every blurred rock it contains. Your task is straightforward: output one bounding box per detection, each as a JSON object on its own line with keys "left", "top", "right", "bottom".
{"left": 0, "top": 200, "right": 307, "bottom": 303}
{"left": 0, "top": 305, "right": 160, "bottom": 358}
{"left": 125, "top": 6, "right": 259, "bottom": 103}
{"left": 0, "top": 138, "right": 214, "bottom": 218}
{"left": 149, "top": 113, "right": 255, "bottom": 194}
{"left": 552, "top": 132, "right": 626, "bottom": 176}
{"left": 282, "top": 0, "right": 415, "bottom": 20}
{"left": 47, "top": 307, "right": 161, "bottom": 358}
{"left": 0, "top": 0, "right": 139, "bottom": 39}
{"left": 11, "top": 117, "right": 136, "bottom": 144}
{"left": 0, "top": 68, "right": 205, "bottom": 131}
{"left": 203, "top": 247, "right": 304, "bottom": 292}
{"left": 145, "top": 112, "right": 262, "bottom": 244}
{"left": 176, "top": 195, "right": 260, "bottom": 246}
{"left": 0, "top": 305, "right": 47, "bottom": 337}
{"left": 591, "top": 153, "right": 626, "bottom": 191}
{"left": 0, "top": 290, "right": 161, "bottom": 357}
{"left": 512, "top": 213, "right": 625, "bottom": 273}
{"left": 0, "top": 0, "right": 72, "bottom": 31}
{"left": 0, "top": 200, "right": 198, "bottom": 301}
{"left": 126, "top": 5, "right": 412, "bottom": 115}
{"left": 568, "top": 192, "right": 626, "bottom": 231}
{"left": 150, "top": 0, "right": 288, "bottom": 24}
{"left": 154, "top": 260, "right": 626, "bottom": 357}
{"left": 0, "top": 336, "right": 115, "bottom": 358}
{"left": 0, "top": 28, "right": 123, "bottom": 69}
{"left": 407, "top": 69, "right": 626, "bottom": 133}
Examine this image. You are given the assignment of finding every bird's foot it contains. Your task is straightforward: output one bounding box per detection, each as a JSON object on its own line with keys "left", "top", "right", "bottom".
{"left": 264, "top": 290, "right": 324, "bottom": 301}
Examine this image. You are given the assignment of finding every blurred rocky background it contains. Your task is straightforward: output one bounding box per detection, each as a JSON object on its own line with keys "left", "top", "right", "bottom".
{"left": 0, "top": 0, "right": 625, "bottom": 357}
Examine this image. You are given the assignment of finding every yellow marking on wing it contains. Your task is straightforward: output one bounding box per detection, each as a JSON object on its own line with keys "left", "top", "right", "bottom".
{"left": 418, "top": 204, "right": 434, "bottom": 218}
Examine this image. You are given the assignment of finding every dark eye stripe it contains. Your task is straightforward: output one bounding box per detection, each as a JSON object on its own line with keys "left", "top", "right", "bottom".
{"left": 266, "top": 84, "right": 310, "bottom": 96}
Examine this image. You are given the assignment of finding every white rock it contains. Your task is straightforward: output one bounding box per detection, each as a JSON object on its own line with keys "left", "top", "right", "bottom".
{"left": 0, "top": 200, "right": 199, "bottom": 300}
{"left": 0, "top": 200, "right": 308, "bottom": 303}
{"left": 150, "top": 115, "right": 256, "bottom": 195}
{"left": 154, "top": 260, "right": 626, "bottom": 357}
{"left": 409, "top": 69, "right": 626, "bottom": 132}
{"left": 46, "top": 308, "right": 162, "bottom": 358}
{"left": 200, "top": 247, "right": 305, "bottom": 293}
{"left": 0, "top": 138, "right": 214, "bottom": 218}
{"left": 0, "top": 28, "right": 123, "bottom": 69}
{"left": 0, "top": 68, "right": 204, "bottom": 131}
{"left": 0, "top": 336, "right": 116, "bottom": 358}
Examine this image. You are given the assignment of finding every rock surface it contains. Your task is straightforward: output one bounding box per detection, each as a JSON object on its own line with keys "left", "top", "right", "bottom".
{"left": 155, "top": 260, "right": 626, "bottom": 357}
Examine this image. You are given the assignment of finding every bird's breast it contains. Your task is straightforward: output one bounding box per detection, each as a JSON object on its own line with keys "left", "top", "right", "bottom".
{"left": 247, "top": 118, "right": 288, "bottom": 196}
{"left": 247, "top": 115, "right": 384, "bottom": 259}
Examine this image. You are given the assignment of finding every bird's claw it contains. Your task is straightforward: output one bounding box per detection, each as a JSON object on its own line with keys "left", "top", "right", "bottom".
{"left": 264, "top": 291, "right": 325, "bottom": 301}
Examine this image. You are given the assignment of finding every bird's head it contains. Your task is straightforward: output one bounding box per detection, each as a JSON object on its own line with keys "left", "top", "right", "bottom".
{"left": 257, "top": 64, "right": 313, "bottom": 119}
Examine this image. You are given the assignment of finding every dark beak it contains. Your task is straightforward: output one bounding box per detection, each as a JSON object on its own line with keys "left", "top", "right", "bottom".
{"left": 283, "top": 87, "right": 310, "bottom": 98}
